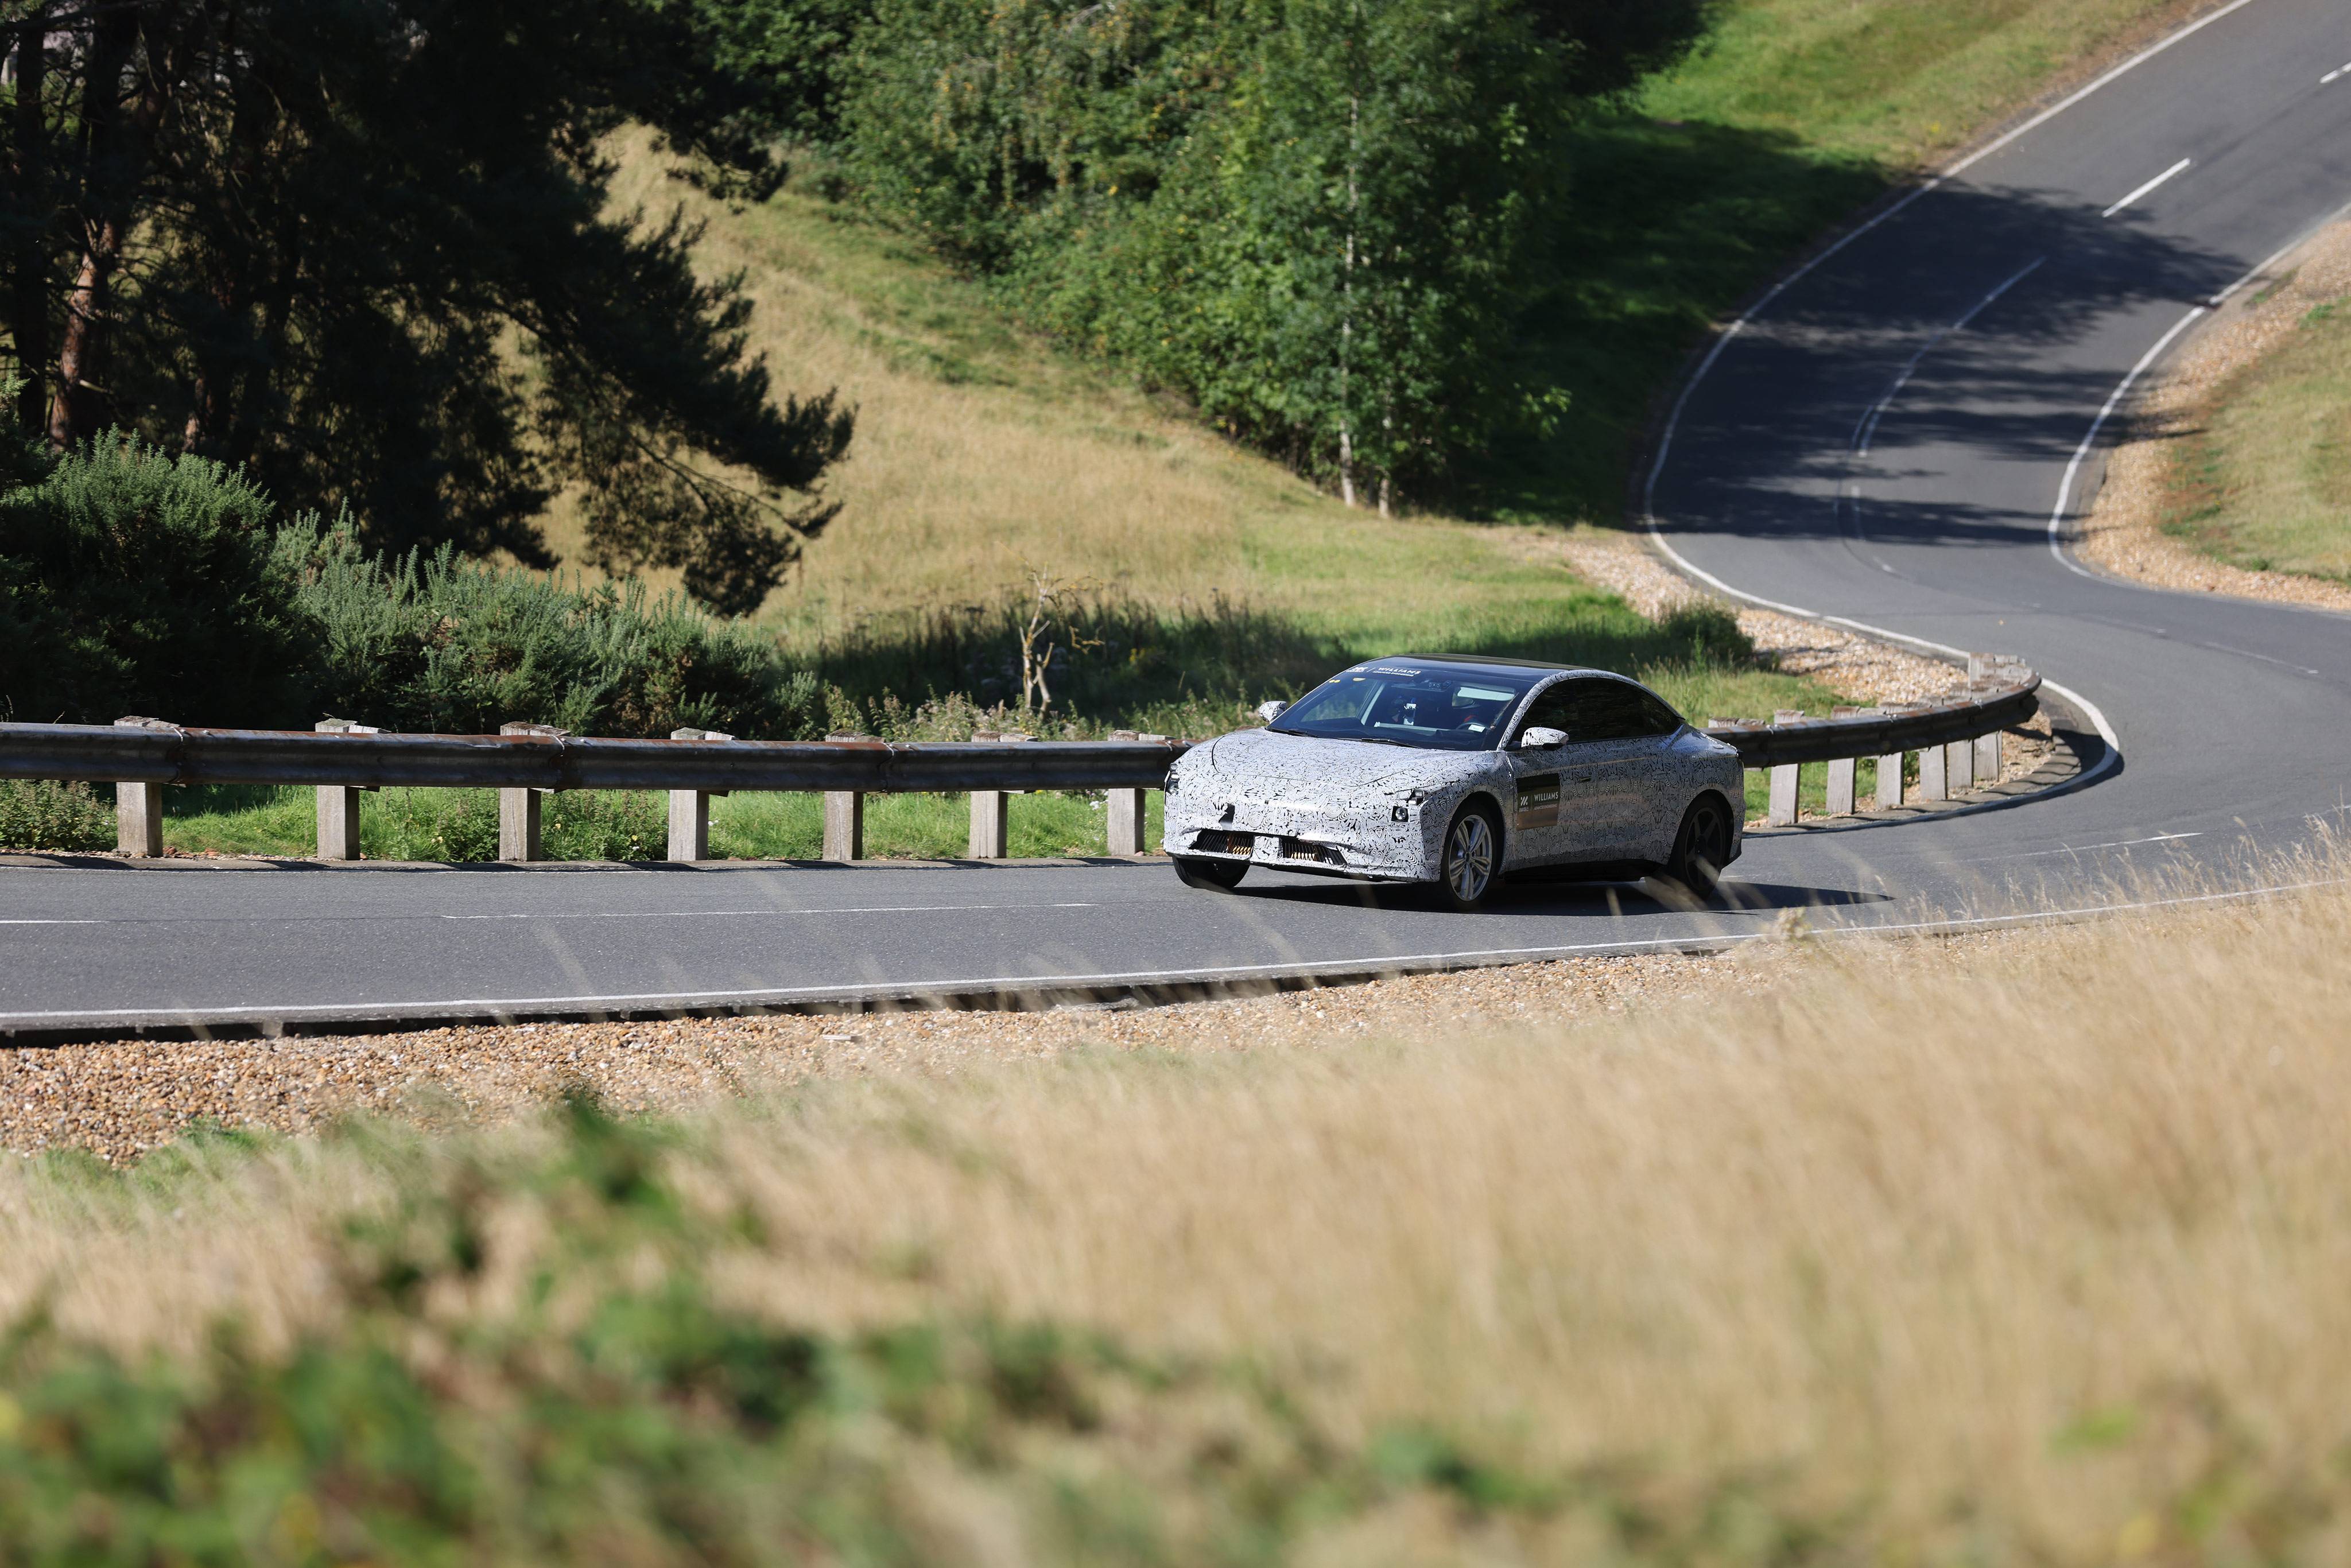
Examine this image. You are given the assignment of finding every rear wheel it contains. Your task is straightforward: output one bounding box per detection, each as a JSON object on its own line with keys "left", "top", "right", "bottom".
{"left": 1663, "top": 794, "right": 1732, "bottom": 901}
{"left": 1433, "top": 803, "right": 1501, "bottom": 912}
{"left": 1173, "top": 855, "right": 1249, "bottom": 891}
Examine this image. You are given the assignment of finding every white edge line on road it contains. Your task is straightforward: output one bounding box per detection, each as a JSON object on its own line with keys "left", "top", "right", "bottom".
{"left": 2046, "top": 304, "right": 2209, "bottom": 578}
{"left": 2101, "top": 156, "right": 2193, "bottom": 217}
{"left": 5, "top": 876, "right": 2340, "bottom": 1028}
{"left": 1938, "top": 0, "right": 2257, "bottom": 181}
{"left": 1642, "top": 0, "right": 2263, "bottom": 770}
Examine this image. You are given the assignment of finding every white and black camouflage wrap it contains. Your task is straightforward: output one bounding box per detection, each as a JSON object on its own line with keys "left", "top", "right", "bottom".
{"left": 1162, "top": 663, "right": 1744, "bottom": 884}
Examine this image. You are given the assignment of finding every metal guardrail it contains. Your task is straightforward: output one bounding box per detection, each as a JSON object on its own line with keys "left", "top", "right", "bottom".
{"left": 0, "top": 652, "right": 2039, "bottom": 857}
{"left": 1701, "top": 655, "right": 2042, "bottom": 824}
{"left": 0, "top": 723, "right": 1188, "bottom": 794}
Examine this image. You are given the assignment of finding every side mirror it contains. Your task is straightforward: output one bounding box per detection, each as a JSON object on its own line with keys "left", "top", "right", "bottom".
{"left": 1518, "top": 725, "right": 1566, "bottom": 750}
{"left": 1256, "top": 700, "right": 1289, "bottom": 722}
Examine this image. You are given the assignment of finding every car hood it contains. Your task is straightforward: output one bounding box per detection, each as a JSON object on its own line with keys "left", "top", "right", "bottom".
{"left": 1187, "top": 728, "right": 1492, "bottom": 793}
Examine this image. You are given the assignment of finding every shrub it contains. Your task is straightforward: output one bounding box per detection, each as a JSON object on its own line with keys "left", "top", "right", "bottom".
{"left": 0, "top": 780, "right": 113, "bottom": 852}
{"left": 0, "top": 434, "right": 312, "bottom": 726}
{"left": 1654, "top": 601, "right": 1755, "bottom": 669}
{"left": 277, "top": 518, "right": 824, "bottom": 739}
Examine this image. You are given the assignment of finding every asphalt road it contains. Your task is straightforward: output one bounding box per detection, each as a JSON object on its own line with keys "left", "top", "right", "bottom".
{"left": 6, "top": 0, "right": 2349, "bottom": 1036}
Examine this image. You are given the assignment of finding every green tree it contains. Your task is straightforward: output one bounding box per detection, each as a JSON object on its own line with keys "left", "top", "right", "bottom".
{"left": 0, "top": 0, "right": 853, "bottom": 614}
{"left": 833, "top": 0, "right": 1659, "bottom": 505}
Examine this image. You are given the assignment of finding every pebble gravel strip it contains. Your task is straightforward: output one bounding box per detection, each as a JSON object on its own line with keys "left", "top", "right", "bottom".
{"left": 1517, "top": 529, "right": 1965, "bottom": 705}
{"left": 2, "top": 946, "right": 1861, "bottom": 1163}
{"left": 2077, "top": 220, "right": 2351, "bottom": 612}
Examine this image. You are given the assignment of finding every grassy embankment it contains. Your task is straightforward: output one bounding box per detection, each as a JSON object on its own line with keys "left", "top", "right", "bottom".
{"left": 10, "top": 849, "right": 2351, "bottom": 1561}
{"left": 137, "top": 0, "right": 2206, "bottom": 859}
{"left": 2159, "top": 290, "right": 2351, "bottom": 580}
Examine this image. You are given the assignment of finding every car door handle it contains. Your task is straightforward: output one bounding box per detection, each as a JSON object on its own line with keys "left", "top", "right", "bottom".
{"left": 1568, "top": 769, "right": 1594, "bottom": 783}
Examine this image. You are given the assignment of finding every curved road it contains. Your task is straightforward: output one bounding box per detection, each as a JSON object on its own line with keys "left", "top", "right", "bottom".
{"left": 6, "top": 0, "right": 2349, "bottom": 1036}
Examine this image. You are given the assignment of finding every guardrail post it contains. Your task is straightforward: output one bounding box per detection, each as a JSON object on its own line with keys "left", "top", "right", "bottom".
{"left": 1876, "top": 746, "right": 1905, "bottom": 809}
{"left": 111, "top": 717, "right": 171, "bottom": 856}
{"left": 1767, "top": 711, "right": 1802, "bottom": 826}
{"left": 498, "top": 722, "right": 562, "bottom": 861}
{"left": 313, "top": 720, "right": 379, "bottom": 860}
{"left": 1104, "top": 730, "right": 1161, "bottom": 855}
{"left": 666, "top": 728, "right": 731, "bottom": 861}
{"left": 1919, "top": 742, "right": 1948, "bottom": 802}
{"left": 968, "top": 731, "right": 1029, "bottom": 858}
{"left": 1826, "top": 707, "right": 1864, "bottom": 816}
{"left": 821, "top": 733, "right": 866, "bottom": 860}
{"left": 1974, "top": 729, "right": 2002, "bottom": 785}
{"left": 1946, "top": 739, "right": 1975, "bottom": 793}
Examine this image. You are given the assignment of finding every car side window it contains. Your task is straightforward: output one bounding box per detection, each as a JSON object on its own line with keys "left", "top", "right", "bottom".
{"left": 1518, "top": 679, "right": 1682, "bottom": 744}
{"left": 1637, "top": 692, "right": 1686, "bottom": 737}
{"left": 1513, "top": 682, "right": 1579, "bottom": 740}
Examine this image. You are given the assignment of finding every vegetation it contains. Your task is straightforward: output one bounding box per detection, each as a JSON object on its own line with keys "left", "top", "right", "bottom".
{"left": 0, "top": 779, "right": 108, "bottom": 852}
{"left": 12, "top": 865, "right": 2351, "bottom": 1559}
{"left": 154, "top": 781, "right": 1158, "bottom": 862}
{"left": 0, "top": 0, "right": 851, "bottom": 612}
{"left": 2160, "top": 294, "right": 2351, "bottom": 581}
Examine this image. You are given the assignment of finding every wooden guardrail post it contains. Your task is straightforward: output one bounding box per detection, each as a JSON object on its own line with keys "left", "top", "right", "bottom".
{"left": 498, "top": 722, "right": 562, "bottom": 861}
{"left": 1767, "top": 711, "right": 1803, "bottom": 826}
{"left": 1918, "top": 740, "right": 1949, "bottom": 802}
{"left": 968, "top": 731, "right": 1028, "bottom": 858}
{"left": 1826, "top": 707, "right": 1865, "bottom": 816}
{"left": 666, "top": 728, "right": 731, "bottom": 861}
{"left": 111, "top": 716, "right": 172, "bottom": 856}
{"left": 1876, "top": 743, "right": 1906, "bottom": 809}
{"left": 1946, "top": 738, "right": 1976, "bottom": 792}
{"left": 1104, "top": 731, "right": 1162, "bottom": 855}
{"left": 821, "top": 734, "right": 867, "bottom": 860}
{"left": 313, "top": 719, "right": 380, "bottom": 859}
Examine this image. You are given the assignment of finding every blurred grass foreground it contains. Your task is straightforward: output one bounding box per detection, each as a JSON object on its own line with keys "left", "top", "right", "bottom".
{"left": 8, "top": 851, "right": 2351, "bottom": 1562}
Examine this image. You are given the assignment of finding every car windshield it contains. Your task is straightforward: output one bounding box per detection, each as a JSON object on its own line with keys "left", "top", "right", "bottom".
{"left": 1267, "top": 663, "right": 1543, "bottom": 751}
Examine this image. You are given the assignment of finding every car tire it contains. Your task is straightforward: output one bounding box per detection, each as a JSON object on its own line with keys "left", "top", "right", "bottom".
{"left": 1663, "top": 794, "right": 1732, "bottom": 901}
{"left": 1173, "top": 855, "right": 1249, "bottom": 891}
{"left": 1433, "top": 802, "right": 1502, "bottom": 912}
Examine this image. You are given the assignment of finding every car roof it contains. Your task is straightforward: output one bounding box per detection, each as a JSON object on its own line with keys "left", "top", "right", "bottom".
{"left": 1377, "top": 654, "right": 1613, "bottom": 677}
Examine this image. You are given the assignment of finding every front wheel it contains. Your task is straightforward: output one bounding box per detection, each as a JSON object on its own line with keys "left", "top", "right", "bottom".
{"left": 1662, "top": 794, "right": 1732, "bottom": 901}
{"left": 1433, "top": 804, "right": 1501, "bottom": 912}
{"left": 1173, "top": 855, "right": 1249, "bottom": 891}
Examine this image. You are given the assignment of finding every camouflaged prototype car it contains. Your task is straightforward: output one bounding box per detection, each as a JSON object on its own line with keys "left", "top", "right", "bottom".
{"left": 1162, "top": 656, "right": 1744, "bottom": 910}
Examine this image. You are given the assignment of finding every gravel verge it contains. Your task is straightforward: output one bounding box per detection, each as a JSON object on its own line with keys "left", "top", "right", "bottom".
{"left": 2076, "top": 219, "right": 2351, "bottom": 612}
{"left": 5, "top": 930, "right": 2039, "bottom": 1164}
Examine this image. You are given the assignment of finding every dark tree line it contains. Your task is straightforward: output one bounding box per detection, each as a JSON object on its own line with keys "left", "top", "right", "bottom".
{"left": 0, "top": 0, "right": 854, "bottom": 614}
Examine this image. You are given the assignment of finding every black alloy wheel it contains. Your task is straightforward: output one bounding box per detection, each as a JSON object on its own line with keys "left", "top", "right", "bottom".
{"left": 1173, "top": 855, "right": 1250, "bottom": 891}
{"left": 1664, "top": 794, "right": 1732, "bottom": 901}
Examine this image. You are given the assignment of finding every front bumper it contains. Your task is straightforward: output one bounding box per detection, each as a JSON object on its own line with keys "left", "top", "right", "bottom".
{"left": 1165, "top": 791, "right": 1440, "bottom": 881}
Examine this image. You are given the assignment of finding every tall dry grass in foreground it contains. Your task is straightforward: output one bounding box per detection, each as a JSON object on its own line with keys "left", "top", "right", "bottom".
{"left": 8, "top": 868, "right": 2351, "bottom": 1558}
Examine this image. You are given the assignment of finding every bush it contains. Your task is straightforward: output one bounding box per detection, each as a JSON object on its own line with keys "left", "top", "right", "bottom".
{"left": 0, "top": 780, "right": 113, "bottom": 852}
{"left": 278, "top": 519, "right": 824, "bottom": 740}
{"left": 0, "top": 434, "right": 312, "bottom": 726}
{"left": 1653, "top": 601, "right": 1754, "bottom": 669}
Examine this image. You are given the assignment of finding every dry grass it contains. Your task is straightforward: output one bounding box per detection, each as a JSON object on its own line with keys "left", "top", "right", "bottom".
{"left": 11, "top": 855, "right": 2351, "bottom": 1552}
{"left": 548, "top": 133, "right": 1575, "bottom": 650}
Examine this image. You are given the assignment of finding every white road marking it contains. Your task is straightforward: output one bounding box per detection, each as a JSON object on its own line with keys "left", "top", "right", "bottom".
{"left": 2326, "top": 69, "right": 2342, "bottom": 84}
{"left": 5, "top": 875, "right": 2342, "bottom": 1028}
{"left": 438, "top": 901, "right": 1101, "bottom": 921}
{"left": 2101, "top": 157, "right": 2192, "bottom": 217}
{"left": 0, "top": 902, "right": 1103, "bottom": 928}
{"left": 1851, "top": 257, "right": 2044, "bottom": 457}
{"left": 2195, "top": 641, "right": 2322, "bottom": 676}
{"left": 2046, "top": 304, "right": 2208, "bottom": 579}
{"left": 2009, "top": 830, "right": 2202, "bottom": 859}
